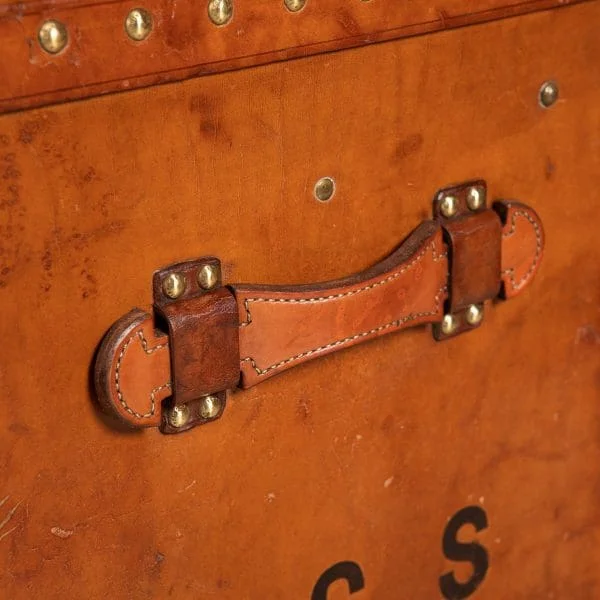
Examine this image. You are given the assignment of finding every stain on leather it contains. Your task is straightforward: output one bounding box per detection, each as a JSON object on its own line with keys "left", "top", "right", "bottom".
{"left": 395, "top": 133, "right": 424, "bottom": 160}
{"left": 545, "top": 156, "right": 556, "bottom": 180}
{"left": 0, "top": 153, "right": 25, "bottom": 289}
{"left": 80, "top": 258, "right": 99, "bottom": 300}
{"left": 575, "top": 324, "right": 600, "bottom": 345}
{"left": 335, "top": 8, "right": 362, "bottom": 36}
{"left": 381, "top": 414, "right": 395, "bottom": 434}
{"left": 296, "top": 397, "right": 312, "bottom": 422}
{"left": 189, "top": 94, "right": 213, "bottom": 114}
{"left": 18, "top": 118, "right": 45, "bottom": 145}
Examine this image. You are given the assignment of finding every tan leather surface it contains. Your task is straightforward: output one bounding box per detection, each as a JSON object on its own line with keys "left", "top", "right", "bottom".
{"left": 0, "top": 3, "right": 599, "bottom": 598}
{"left": 0, "top": 0, "right": 589, "bottom": 113}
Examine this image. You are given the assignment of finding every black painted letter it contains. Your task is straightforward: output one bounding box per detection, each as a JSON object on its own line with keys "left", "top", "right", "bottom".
{"left": 439, "top": 505, "right": 489, "bottom": 599}
{"left": 311, "top": 561, "right": 365, "bottom": 600}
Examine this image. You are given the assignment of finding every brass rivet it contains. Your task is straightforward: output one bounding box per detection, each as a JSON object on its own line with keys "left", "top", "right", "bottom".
{"left": 440, "top": 195, "right": 458, "bottom": 218}
{"left": 125, "top": 8, "right": 153, "bottom": 41}
{"left": 200, "top": 395, "right": 222, "bottom": 419}
{"left": 467, "top": 187, "right": 485, "bottom": 211}
{"left": 168, "top": 405, "right": 190, "bottom": 428}
{"left": 162, "top": 273, "right": 186, "bottom": 299}
{"left": 465, "top": 304, "right": 484, "bottom": 326}
{"left": 208, "top": 0, "right": 233, "bottom": 25}
{"left": 539, "top": 81, "right": 559, "bottom": 109}
{"left": 284, "top": 0, "right": 306, "bottom": 11}
{"left": 314, "top": 177, "right": 335, "bottom": 202}
{"left": 197, "top": 264, "right": 220, "bottom": 290}
{"left": 38, "top": 20, "right": 68, "bottom": 55}
{"left": 441, "top": 314, "right": 457, "bottom": 336}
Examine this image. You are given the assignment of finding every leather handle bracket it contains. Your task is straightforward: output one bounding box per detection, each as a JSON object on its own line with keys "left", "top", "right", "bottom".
{"left": 94, "top": 181, "right": 544, "bottom": 433}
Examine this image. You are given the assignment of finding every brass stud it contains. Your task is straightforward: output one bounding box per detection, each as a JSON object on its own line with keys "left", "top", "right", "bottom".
{"left": 200, "top": 395, "right": 222, "bottom": 419}
{"left": 167, "top": 405, "right": 190, "bottom": 428}
{"left": 539, "top": 81, "right": 559, "bottom": 109}
{"left": 284, "top": 0, "right": 306, "bottom": 11}
{"left": 162, "top": 273, "right": 186, "bottom": 299}
{"left": 467, "top": 186, "right": 485, "bottom": 211}
{"left": 125, "top": 8, "right": 153, "bottom": 42}
{"left": 208, "top": 0, "right": 233, "bottom": 25}
{"left": 465, "top": 304, "right": 484, "bottom": 326}
{"left": 197, "top": 264, "right": 220, "bottom": 290}
{"left": 440, "top": 195, "right": 458, "bottom": 218}
{"left": 441, "top": 314, "right": 458, "bottom": 336}
{"left": 38, "top": 20, "right": 68, "bottom": 55}
{"left": 314, "top": 177, "right": 335, "bottom": 202}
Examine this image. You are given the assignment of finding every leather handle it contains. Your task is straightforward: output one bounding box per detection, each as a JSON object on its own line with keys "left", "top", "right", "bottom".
{"left": 233, "top": 221, "right": 448, "bottom": 387}
{"left": 94, "top": 184, "right": 544, "bottom": 433}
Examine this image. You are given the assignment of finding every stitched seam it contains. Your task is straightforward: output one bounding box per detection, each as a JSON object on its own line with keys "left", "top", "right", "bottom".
{"left": 501, "top": 207, "right": 542, "bottom": 290}
{"left": 241, "top": 283, "right": 447, "bottom": 377}
{"left": 115, "top": 331, "right": 171, "bottom": 419}
{"left": 239, "top": 239, "right": 446, "bottom": 327}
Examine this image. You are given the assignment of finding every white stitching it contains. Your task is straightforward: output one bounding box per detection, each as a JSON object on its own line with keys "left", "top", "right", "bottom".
{"left": 239, "top": 239, "right": 447, "bottom": 327}
{"left": 501, "top": 206, "right": 543, "bottom": 291}
{"left": 115, "top": 331, "right": 171, "bottom": 419}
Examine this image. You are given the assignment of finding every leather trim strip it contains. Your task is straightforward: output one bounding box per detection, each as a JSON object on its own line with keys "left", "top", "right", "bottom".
{"left": 0, "top": 0, "right": 588, "bottom": 114}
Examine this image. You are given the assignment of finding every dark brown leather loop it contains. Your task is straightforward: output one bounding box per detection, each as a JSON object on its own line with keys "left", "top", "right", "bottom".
{"left": 442, "top": 209, "right": 502, "bottom": 312}
{"left": 155, "top": 288, "right": 240, "bottom": 404}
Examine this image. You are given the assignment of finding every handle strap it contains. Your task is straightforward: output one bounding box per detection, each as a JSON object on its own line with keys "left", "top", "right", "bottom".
{"left": 234, "top": 222, "right": 447, "bottom": 387}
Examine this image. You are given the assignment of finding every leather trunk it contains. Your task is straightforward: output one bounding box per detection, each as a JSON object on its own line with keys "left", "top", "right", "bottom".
{"left": 1, "top": 1, "right": 599, "bottom": 598}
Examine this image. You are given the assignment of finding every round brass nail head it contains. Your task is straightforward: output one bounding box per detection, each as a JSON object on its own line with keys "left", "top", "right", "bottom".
{"left": 197, "top": 264, "right": 219, "bottom": 290}
{"left": 125, "top": 8, "right": 153, "bottom": 41}
{"left": 467, "top": 187, "right": 484, "bottom": 211}
{"left": 200, "top": 395, "right": 221, "bottom": 420}
{"left": 466, "top": 304, "right": 484, "bottom": 326}
{"left": 38, "top": 20, "right": 68, "bottom": 54}
{"left": 284, "top": 0, "right": 306, "bottom": 11}
{"left": 539, "top": 81, "right": 559, "bottom": 108}
{"left": 440, "top": 195, "right": 458, "bottom": 218}
{"left": 162, "top": 273, "right": 186, "bottom": 299}
{"left": 314, "top": 177, "right": 335, "bottom": 202}
{"left": 208, "top": 0, "right": 233, "bottom": 25}
{"left": 441, "top": 314, "right": 457, "bottom": 336}
{"left": 168, "top": 405, "right": 190, "bottom": 428}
